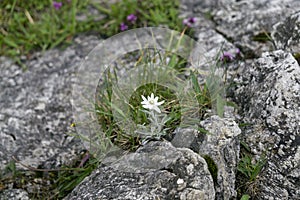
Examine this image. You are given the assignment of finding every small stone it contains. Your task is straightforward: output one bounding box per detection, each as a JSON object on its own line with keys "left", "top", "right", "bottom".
{"left": 0, "top": 114, "right": 5, "bottom": 121}
{"left": 177, "top": 178, "right": 184, "bottom": 185}
{"left": 35, "top": 102, "right": 46, "bottom": 110}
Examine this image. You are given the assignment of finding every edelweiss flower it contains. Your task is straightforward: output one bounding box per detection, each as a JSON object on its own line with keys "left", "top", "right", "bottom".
{"left": 141, "top": 93, "right": 164, "bottom": 113}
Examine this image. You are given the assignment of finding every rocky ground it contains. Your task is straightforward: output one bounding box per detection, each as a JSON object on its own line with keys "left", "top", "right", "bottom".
{"left": 1, "top": 0, "right": 300, "bottom": 199}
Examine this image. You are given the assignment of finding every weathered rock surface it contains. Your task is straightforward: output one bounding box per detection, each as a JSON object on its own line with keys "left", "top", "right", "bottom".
{"left": 0, "top": 189, "right": 29, "bottom": 200}
{"left": 1, "top": 0, "right": 300, "bottom": 199}
{"left": 65, "top": 141, "right": 215, "bottom": 200}
{"left": 66, "top": 116, "right": 241, "bottom": 199}
{"left": 199, "top": 116, "right": 241, "bottom": 199}
{"left": 0, "top": 35, "right": 100, "bottom": 170}
{"left": 182, "top": 0, "right": 300, "bottom": 57}
{"left": 171, "top": 116, "right": 241, "bottom": 199}
{"left": 234, "top": 50, "right": 300, "bottom": 199}
{"left": 272, "top": 11, "right": 300, "bottom": 53}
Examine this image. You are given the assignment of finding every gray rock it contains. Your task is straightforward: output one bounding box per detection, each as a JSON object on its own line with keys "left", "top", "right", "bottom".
{"left": 64, "top": 141, "right": 215, "bottom": 200}
{"left": 0, "top": 36, "right": 103, "bottom": 198}
{"left": 181, "top": 0, "right": 300, "bottom": 57}
{"left": 66, "top": 115, "right": 242, "bottom": 200}
{"left": 272, "top": 11, "right": 300, "bottom": 53}
{"left": 0, "top": 35, "right": 100, "bottom": 171}
{"left": 172, "top": 128, "right": 199, "bottom": 150}
{"left": 213, "top": 0, "right": 300, "bottom": 57}
{"left": 0, "top": 189, "right": 29, "bottom": 200}
{"left": 199, "top": 116, "right": 241, "bottom": 199}
{"left": 234, "top": 50, "right": 300, "bottom": 199}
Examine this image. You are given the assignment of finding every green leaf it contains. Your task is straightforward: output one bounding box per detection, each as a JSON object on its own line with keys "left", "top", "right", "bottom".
{"left": 191, "top": 72, "right": 201, "bottom": 94}
{"left": 3, "top": 37, "right": 18, "bottom": 48}
{"left": 250, "top": 156, "right": 266, "bottom": 181}
{"left": 240, "top": 141, "right": 251, "bottom": 152}
{"left": 241, "top": 194, "right": 250, "bottom": 200}
{"left": 216, "top": 94, "right": 225, "bottom": 117}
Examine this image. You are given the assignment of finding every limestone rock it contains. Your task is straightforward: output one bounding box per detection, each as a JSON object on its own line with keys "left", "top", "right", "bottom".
{"left": 234, "top": 50, "right": 300, "bottom": 199}
{"left": 64, "top": 141, "right": 215, "bottom": 200}
{"left": 272, "top": 11, "right": 300, "bottom": 53}
{"left": 181, "top": 0, "right": 300, "bottom": 57}
{"left": 0, "top": 189, "right": 29, "bottom": 200}
{"left": 0, "top": 35, "right": 100, "bottom": 171}
{"left": 199, "top": 116, "right": 241, "bottom": 199}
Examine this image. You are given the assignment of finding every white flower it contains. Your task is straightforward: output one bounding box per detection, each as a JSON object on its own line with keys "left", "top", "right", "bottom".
{"left": 141, "top": 93, "right": 164, "bottom": 113}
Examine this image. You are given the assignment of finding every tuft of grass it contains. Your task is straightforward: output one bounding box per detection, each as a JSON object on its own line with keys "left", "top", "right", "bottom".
{"left": 0, "top": 0, "right": 191, "bottom": 63}
{"left": 190, "top": 71, "right": 212, "bottom": 118}
{"left": 93, "top": 0, "right": 187, "bottom": 37}
{"left": 94, "top": 46, "right": 216, "bottom": 151}
{"left": 236, "top": 141, "right": 267, "bottom": 199}
{"left": 0, "top": 153, "right": 99, "bottom": 199}
{"left": 252, "top": 31, "right": 272, "bottom": 43}
{"left": 53, "top": 153, "right": 99, "bottom": 199}
{"left": 1, "top": 0, "right": 84, "bottom": 58}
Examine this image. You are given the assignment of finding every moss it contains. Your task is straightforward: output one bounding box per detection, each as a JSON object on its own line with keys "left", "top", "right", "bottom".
{"left": 203, "top": 155, "right": 218, "bottom": 185}
{"left": 252, "top": 32, "right": 272, "bottom": 43}
{"left": 293, "top": 52, "right": 300, "bottom": 65}
{"left": 203, "top": 11, "right": 213, "bottom": 21}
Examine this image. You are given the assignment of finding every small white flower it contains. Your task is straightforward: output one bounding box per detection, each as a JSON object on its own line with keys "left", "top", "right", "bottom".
{"left": 141, "top": 93, "right": 164, "bottom": 113}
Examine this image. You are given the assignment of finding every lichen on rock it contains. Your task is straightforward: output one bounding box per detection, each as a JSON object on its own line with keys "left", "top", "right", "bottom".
{"left": 234, "top": 50, "right": 300, "bottom": 199}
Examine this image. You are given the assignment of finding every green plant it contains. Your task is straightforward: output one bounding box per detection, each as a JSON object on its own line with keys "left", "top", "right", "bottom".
{"left": 190, "top": 71, "right": 212, "bottom": 118}
{"left": 1, "top": 0, "right": 191, "bottom": 64}
{"left": 240, "top": 194, "right": 250, "bottom": 200}
{"left": 252, "top": 31, "right": 272, "bottom": 43}
{"left": 94, "top": 44, "right": 221, "bottom": 151}
{"left": 94, "top": 0, "right": 186, "bottom": 37}
{"left": 238, "top": 153, "right": 266, "bottom": 181}
{"left": 293, "top": 52, "right": 300, "bottom": 65}
{"left": 131, "top": 84, "right": 181, "bottom": 133}
{"left": 53, "top": 154, "right": 99, "bottom": 198}
{"left": 236, "top": 141, "right": 267, "bottom": 199}
{"left": 1, "top": 0, "right": 84, "bottom": 57}
{"left": 237, "top": 147, "right": 266, "bottom": 182}
{"left": 0, "top": 153, "right": 99, "bottom": 199}
{"left": 202, "top": 155, "right": 218, "bottom": 185}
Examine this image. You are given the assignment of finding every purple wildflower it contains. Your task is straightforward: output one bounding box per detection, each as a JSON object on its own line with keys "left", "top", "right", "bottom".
{"left": 221, "top": 51, "right": 235, "bottom": 62}
{"left": 120, "top": 22, "right": 128, "bottom": 31}
{"left": 183, "top": 17, "right": 196, "bottom": 27}
{"left": 53, "top": 1, "right": 63, "bottom": 10}
{"left": 127, "top": 14, "right": 137, "bottom": 23}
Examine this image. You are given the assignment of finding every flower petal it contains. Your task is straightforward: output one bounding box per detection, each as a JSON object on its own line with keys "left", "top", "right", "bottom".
{"left": 142, "top": 104, "right": 151, "bottom": 109}
{"left": 156, "top": 100, "right": 165, "bottom": 105}
{"left": 141, "top": 95, "right": 147, "bottom": 102}
{"left": 153, "top": 106, "right": 161, "bottom": 113}
{"left": 150, "top": 93, "right": 154, "bottom": 99}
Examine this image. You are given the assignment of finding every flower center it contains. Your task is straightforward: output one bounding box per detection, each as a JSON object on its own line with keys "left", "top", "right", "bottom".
{"left": 149, "top": 100, "right": 154, "bottom": 105}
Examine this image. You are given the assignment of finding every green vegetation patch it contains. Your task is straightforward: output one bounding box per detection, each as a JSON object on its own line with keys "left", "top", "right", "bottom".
{"left": 0, "top": 0, "right": 191, "bottom": 61}
{"left": 236, "top": 141, "right": 267, "bottom": 199}
{"left": 203, "top": 155, "right": 218, "bottom": 185}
